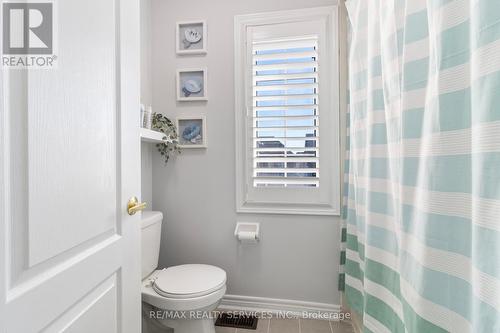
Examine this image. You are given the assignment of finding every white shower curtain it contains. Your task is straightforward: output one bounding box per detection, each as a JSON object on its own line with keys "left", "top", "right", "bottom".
{"left": 342, "top": 0, "right": 500, "bottom": 332}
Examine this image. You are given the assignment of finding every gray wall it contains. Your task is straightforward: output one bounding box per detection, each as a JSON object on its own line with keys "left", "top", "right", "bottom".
{"left": 150, "top": 0, "right": 341, "bottom": 306}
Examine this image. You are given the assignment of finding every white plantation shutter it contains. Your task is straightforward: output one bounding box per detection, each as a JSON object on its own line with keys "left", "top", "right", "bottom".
{"left": 235, "top": 7, "right": 340, "bottom": 215}
{"left": 252, "top": 37, "right": 320, "bottom": 187}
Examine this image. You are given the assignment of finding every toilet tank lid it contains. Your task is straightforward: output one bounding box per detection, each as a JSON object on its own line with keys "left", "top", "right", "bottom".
{"left": 141, "top": 211, "right": 163, "bottom": 229}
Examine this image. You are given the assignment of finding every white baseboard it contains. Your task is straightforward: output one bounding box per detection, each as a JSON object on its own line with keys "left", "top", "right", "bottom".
{"left": 218, "top": 294, "right": 342, "bottom": 321}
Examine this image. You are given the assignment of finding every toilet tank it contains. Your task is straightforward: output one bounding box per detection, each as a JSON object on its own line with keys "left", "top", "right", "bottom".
{"left": 141, "top": 211, "right": 163, "bottom": 279}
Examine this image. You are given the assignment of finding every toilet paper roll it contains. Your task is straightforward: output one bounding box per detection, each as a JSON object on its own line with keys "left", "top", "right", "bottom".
{"left": 237, "top": 231, "right": 258, "bottom": 244}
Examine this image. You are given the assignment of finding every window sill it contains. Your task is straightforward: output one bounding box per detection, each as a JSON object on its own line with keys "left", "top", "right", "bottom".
{"left": 236, "top": 203, "right": 340, "bottom": 216}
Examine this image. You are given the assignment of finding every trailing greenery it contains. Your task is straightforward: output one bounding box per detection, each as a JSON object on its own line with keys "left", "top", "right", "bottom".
{"left": 152, "top": 112, "right": 180, "bottom": 164}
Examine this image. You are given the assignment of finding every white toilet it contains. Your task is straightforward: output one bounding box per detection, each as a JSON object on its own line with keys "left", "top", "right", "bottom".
{"left": 141, "top": 211, "right": 226, "bottom": 333}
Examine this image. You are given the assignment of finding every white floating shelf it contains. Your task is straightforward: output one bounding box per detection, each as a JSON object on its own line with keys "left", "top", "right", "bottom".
{"left": 140, "top": 128, "right": 166, "bottom": 143}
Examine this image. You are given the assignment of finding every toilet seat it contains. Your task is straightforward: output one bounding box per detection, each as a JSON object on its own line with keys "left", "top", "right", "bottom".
{"left": 152, "top": 264, "right": 226, "bottom": 299}
{"left": 142, "top": 268, "right": 227, "bottom": 312}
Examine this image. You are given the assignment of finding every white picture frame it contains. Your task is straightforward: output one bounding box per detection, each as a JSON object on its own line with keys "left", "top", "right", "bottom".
{"left": 176, "top": 116, "right": 207, "bottom": 148}
{"left": 176, "top": 20, "right": 207, "bottom": 55}
{"left": 176, "top": 68, "right": 208, "bottom": 101}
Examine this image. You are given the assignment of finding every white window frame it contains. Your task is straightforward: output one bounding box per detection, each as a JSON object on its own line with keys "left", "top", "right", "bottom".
{"left": 234, "top": 6, "right": 340, "bottom": 216}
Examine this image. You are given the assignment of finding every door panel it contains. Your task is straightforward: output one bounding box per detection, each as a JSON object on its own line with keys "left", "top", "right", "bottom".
{"left": 41, "top": 275, "right": 118, "bottom": 333}
{"left": 5, "top": 237, "right": 121, "bottom": 331}
{"left": 27, "top": 0, "right": 117, "bottom": 267}
{"left": 0, "top": 0, "right": 141, "bottom": 331}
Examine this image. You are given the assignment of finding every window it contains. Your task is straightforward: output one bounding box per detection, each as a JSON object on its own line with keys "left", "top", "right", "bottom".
{"left": 235, "top": 7, "right": 340, "bottom": 215}
{"left": 253, "top": 37, "right": 320, "bottom": 188}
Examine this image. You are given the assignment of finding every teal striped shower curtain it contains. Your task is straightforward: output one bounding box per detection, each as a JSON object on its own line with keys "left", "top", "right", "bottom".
{"left": 341, "top": 0, "right": 500, "bottom": 332}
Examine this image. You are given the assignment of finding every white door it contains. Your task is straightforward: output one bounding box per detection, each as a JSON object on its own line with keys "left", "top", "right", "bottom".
{"left": 0, "top": 0, "right": 141, "bottom": 332}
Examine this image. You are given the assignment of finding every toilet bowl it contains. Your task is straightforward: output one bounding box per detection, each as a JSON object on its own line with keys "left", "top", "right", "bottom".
{"left": 140, "top": 212, "right": 226, "bottom": 333}
{"left": 142, "top": 265, "right": 226, "bottom": 333}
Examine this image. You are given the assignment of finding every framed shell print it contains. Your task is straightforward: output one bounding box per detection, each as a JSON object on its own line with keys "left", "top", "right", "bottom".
{"left": 176, "top": 116, "right": 207, "bottom": 148}
{"left": 176, "top": 20, "right": 207, "bottom": 55}
{"left": 176, "top": 68, "right": 208, "bottom": 101}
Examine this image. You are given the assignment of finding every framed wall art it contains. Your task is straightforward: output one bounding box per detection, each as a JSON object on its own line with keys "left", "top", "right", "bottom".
{"left": 176, "top": 20, "right": 207, "bottom": 55}
{"left": 176, "top": 68, "right": 208, "bottom": 101}
{"left": 176, "top": 116, "right": 207, "bottom": 148}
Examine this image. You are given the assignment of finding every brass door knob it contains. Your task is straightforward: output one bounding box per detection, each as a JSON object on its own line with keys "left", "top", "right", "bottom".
{"left": 127, "top": 197, "right": 146, "bottom": 215}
